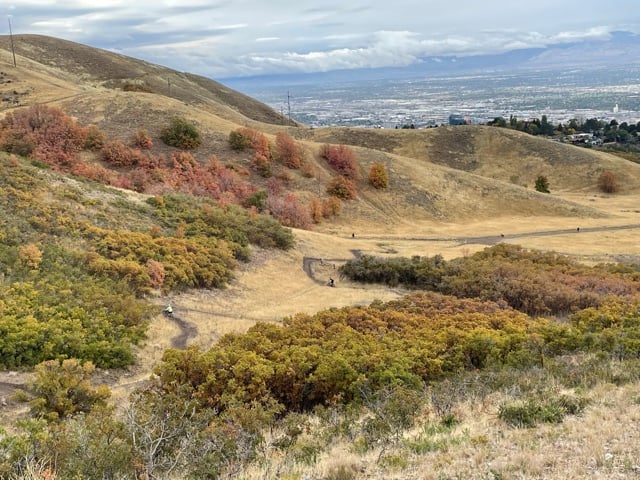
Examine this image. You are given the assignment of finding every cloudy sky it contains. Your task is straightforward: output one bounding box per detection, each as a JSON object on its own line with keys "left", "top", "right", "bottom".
{"left": 4, "top": 0, "right": 640, "bottom": 79}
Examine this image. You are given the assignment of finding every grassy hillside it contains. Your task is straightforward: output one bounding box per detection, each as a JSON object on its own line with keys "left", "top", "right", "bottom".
{"left": 1, "top": 35, "right": 640, "bottom": 480}
{"left": 2, "top": 34, "right": 639, "bottom": 231}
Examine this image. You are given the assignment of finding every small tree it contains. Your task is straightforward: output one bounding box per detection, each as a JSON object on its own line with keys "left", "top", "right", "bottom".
{"left": 321, "top": 144, "right": 360, "bottom": 180}
{"left": 18, "top": 243, "right": 43, "bottom": 270}
{"left": 274, "top": 131, "right": 302, "bottom": 169}
{"left": 229, "top": 129, "right": 250, "bottom": 151}
{"left": 597, "top": 170, "right": 619, "bottom": 193}
{"left": 26, "top": 359, "right": 111, "bottom": 421}
{"left": 102, "top": 140, "right": 140, "bottom": 167}
{"left": 535, "top": 175, "right": 550, "bottom": 193}
{"left": 322, "top": 196, "right": 342, "bottom": 217}
{"left": 160, "top": 117, "right": 201, "bottom": 150}
{"left": 133, "top": 128, "right": 153, "bottom": 149}
{"left": 327, "top": 176, "right": 357, "bottom": 200}
{"left": 369, "top": 163, "right": 389, "bottom": 189}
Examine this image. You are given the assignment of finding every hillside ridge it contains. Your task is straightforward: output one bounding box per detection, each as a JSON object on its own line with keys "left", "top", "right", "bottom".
{"left": 1, "top": 34, "right": 639, "bottom": 228}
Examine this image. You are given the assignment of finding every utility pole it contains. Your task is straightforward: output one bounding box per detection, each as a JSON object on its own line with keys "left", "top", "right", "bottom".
{"left": 8, "top": 16, "right": 16, "bottom": 67}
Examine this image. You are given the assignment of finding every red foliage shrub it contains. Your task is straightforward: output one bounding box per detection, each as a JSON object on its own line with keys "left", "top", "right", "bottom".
{"left": 266, "top": 177, "right": 284, "bottom": 196}
{"left": 102, "top": 140, "right": 142, "bottom": 167}
{"left": 320, "top": 144, "right": 360, "bottom": 179}
{"left": 133, "top": 128, "right": 153, "bottom": 149}
{"left": 0, "top": 104, "right": 86, "bottom": 169}
{"left": 70, "top": 162, "right": 115, "bottom": 184}
{"left": 146, "top": 259, "right": 166, "bottom": 290}
{"left": 268, "top": 193, "right": 312, "bottom": 228}
{"left": 252, "top": 152, "right": 272, "bottom": 177}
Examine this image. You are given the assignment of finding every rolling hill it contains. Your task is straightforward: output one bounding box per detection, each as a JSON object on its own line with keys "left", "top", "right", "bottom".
{"left": 2, "top": 34, "right": 640, "bottom": 480}
{"left": 2, "top": 34, "right": 639, "bottom": 233}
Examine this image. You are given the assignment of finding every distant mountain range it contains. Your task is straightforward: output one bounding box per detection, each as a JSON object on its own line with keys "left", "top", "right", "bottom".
{"left": 223, "top": 31, "right": 640, "bottom": 90}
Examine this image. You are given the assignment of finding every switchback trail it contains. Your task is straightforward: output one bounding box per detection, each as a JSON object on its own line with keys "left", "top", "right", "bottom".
{"left": 166, "top": 311, "right": 198, "bottom": 349}
{"left": 302, "top": 224, "right": 640, "bottom": 282}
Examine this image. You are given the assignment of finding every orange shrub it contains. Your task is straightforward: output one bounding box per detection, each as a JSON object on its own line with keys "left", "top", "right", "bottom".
{"left": 597, "top": 170, "right": 619, "bottom": 193}
{"left": 275, "top": 131, "right": 302, "bottom": 169}
{"left": 133, "top": 128, "right": 153, "bottom": 149}
{"left": 322, "top": 196, "right": 342, "bottom": 217}
{"left": 309, "top": 196, "right": 323, "bottom": 223}
{"left": 326, "top": 176, "right": 357, "bottom": 200}
{"left": 369, "top": 162, "right": 389, "bottom": 189}
{"left": 102, "top": 140, "right": 141, "bottom": 167}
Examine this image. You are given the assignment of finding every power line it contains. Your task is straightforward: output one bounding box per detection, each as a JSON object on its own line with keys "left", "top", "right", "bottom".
{"left": 8, "top": 16, "right": 16, "bottom": 67}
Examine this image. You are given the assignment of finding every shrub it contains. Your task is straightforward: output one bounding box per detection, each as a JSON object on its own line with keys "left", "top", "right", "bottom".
{"left": 535, "top": 175, "right": 550, "bottom": 193}
{"left": 369, "top": 162, "right": 388, "bottom": 189}
{"left": 327, "top": 176, "right": 357, "bottom": 200}
{"left": 267, "top": 193, "right": 312, "bottom": 228}
{"left": 0, "top": 131, "right": 36, "bottom": 156}
{"left": 252, "top": 152, "right": 272, "bottom": 177}
{"left": 597, "top": 170, "right": 619, "bottom": 193}
{"left": 83, "top": 125, "right": 105, "bottom": 151}
{"left": 133, "top": 128, "right": 153, "bottom": 149}
{"left": 0, "top": 104, "right": 86, "bottom": 168}
{"left": 309, "top": 196, "right": 323, "bottom": 223}
{"left": 27, "top": 359, "right": 111, "bottom": 421}
{"left": 160, "top": 117, "right": 201, "bottom": 150}
{"left": 498, "top": 393, "right": 589, "bottom": 428}
{"left": 274, "top": 131, "right": 302, "bottom": 169}
{"left": 322, "top": 196, "right": 342, "bottom": 217}
{"left": 229, "top": 129, "right": 250, "bottom": 151}
{"left": 321, "top": 144, "right": 360, "bottom": 179}
{"left": 102, "top": 140, "right": 141, "bottom": 167}
{"left": 18, "top": 243, "right": 42, "bottom": 270}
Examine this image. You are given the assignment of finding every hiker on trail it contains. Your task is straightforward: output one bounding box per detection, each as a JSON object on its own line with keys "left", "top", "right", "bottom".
{"left": 163, "top": 302, "right": 173, "bottom": 317}
{"left": 352, "top": 232, "right": 355, "bottom": 238}
{"left": 328, "top": 277, "right": 335, "bottom": 287}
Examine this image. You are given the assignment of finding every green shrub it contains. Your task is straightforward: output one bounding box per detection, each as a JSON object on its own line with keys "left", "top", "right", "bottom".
{"left": 535, "top": 175, "right": 550, "bottom": 193}
{"left": 498, "top": 392, "right": 589, "bottom": 428}
{"left": 229, "top": 129, "right": 250, "bottom": 151}
{"left": 160, "top": 117, "right": 201, "bottom": 149}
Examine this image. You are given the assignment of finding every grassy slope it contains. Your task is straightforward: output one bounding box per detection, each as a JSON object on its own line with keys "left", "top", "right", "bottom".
{"left": 3, "top": 34, "right": 640, "bottom": 231}
{"left": 2, "top": 35, "right": 640, "bottom": 480}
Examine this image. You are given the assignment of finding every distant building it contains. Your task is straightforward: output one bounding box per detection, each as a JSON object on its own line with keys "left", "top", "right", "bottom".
{"left": 449, "top": 114, "right": 469, "bottom": 125}
{"left": 613, "top": 104, "right": 619, "bottom": 114}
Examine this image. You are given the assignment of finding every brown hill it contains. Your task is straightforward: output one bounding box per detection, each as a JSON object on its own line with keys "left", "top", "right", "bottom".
{"left": 1, "top": 33, "right": 639, "bottom": 232}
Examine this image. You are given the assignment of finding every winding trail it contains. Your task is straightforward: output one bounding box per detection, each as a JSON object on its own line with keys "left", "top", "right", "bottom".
{"left": 301, "top": 223, "right": 640, "bottom": 282}
{"left": 167, "top": 312, "right": 198, "bottom": 349}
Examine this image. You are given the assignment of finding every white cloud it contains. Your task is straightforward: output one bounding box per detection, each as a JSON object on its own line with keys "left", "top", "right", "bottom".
{"left": 3, "top": 0, "right": 639, "bottom": 77}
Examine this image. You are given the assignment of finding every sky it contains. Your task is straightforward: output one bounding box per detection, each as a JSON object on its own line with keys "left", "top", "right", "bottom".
{"left": 4, "top": 0, "right": 640, "bottom": 79}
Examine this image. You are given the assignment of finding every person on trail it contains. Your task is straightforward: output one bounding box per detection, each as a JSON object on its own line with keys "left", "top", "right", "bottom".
{"left": 164, "top": 302, "right": 173, "bottom": 316}
{"left": 328, "top": 277, "right": 335, "bottom": 287}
